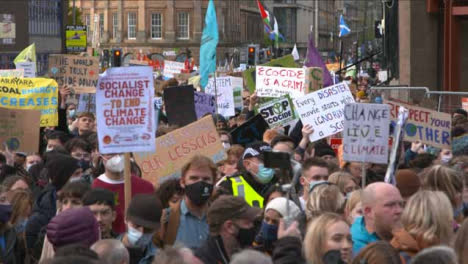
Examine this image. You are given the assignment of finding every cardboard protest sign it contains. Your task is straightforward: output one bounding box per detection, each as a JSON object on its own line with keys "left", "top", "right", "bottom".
{"left": 343, "top": 103, "right": 390, "bottom": 164}
{"left": 294, "top": 82, "right": 355, "bottom": 142}
{"left": 384, "top": 99, "right": 451, "bottom": 149}
{"left": 305, "top": 67, "right": 323, "bottom": 92}
{"left": 194, "top": 92, "right": 215, "bottom": 119}
{"left": 134, "top": 115, "right": 226, "bottom": 184}
{"left": 0, "top": 69, "right": 23, "bottom": 78}
{"left": 255, "top": 66, "right": 306, "bottom": 98}
{"left": 0, "top": 77, "right": 58, "bottom": 127}
{"left": 255, "top": 95, "right": 297, "bottom": 129}
{"left": 77, "top": 93, "right": 96, "bottom": 113}
{"left": 96, "top": 66, "right": 155, "bottom": 154}
{"left": 163, "top": 60, "right": 185, "bottom": 78}
{"left": 231, "top": 114, "right": 270, "bottom": 145}
{"left": 204, "top": 77, "right": 235, "bottom": 117}
{"left": 244, "top": 55, "right": 297, "bottom": 93}
{"left": 0, "top": 108, "right": 40, "bottom": 153}
{"left": 15, "top": 62, "right": 36, "bottom": 77}
{"left": 48, "top": 55, "right": 99, "bottom": 94}
{"left": 232, "top": 77, "right": 243, "bottom": 110}
{"left": 163, "top": 85, "right": 197, "bottom": 127}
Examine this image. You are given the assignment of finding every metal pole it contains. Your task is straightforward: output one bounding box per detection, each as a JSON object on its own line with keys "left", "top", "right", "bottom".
{"left": 314, "top": 0, "right": 319, "bottom": 48}
{"left": 213, "top": 72, "right": 219, "bottom": 122}
{"left": 73, "top": 0, "right": 76, "bottom": 26}
{"left": 339, "top": 40, "right": 343, "bottom": 73}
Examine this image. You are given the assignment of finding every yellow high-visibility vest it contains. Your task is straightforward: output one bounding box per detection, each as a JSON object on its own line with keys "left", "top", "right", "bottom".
{"left": 230, "top": 175, "right": 264, "bottom": 208}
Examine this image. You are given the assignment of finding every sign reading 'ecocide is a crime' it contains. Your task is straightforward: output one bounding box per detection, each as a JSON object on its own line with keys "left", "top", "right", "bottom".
{"left": 96, "top": 67, "right": 155, "bottom": 154}
{"left": 256, "top": 66, "right": 306, "bottom": 98}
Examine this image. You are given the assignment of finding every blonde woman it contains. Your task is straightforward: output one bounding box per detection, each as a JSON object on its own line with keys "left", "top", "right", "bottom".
{"left": 304, "top": 213, "right": 352, "bottom": 264}
{"left": 306, "top": 182, "right": 345, "bottom": 221}
{"left": 328, "top": 171, "right": 359, "bottom": 195}
{"left": 390, "top": 190, "right": 454, "bottom": 261}
{"left": 454, "top": 219, "right": 468, "bottom": 264}
{"left": 344, "top": 190, "right": 363, "bottom": 225}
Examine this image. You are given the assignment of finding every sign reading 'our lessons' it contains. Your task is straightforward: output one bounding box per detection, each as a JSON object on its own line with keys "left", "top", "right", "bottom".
{"left": 256, "top": 66, "right": 306, "bottom": 98}
{"left": 255, "top": 95, "right": 297, "bottom": 129}
{"left": 48, "top": 55, "right": 99, "bottom": 94}
{"left": 0, "top": 77, "right": 58, "bottom": 127}
{"left": 163, "top": 85, "right": 197, "bottom": 126}
{"left": 204, "top": 76, "right": 235, "bottom": 117}
{"left": 134, "top": 115, "right": 226, "bottom": 184}
{"left": 194, "top": 92, "right": 215, "bottom": 119}
{"left": 96, "top": 66, "right": 155, "bottom": 154}
{"left": 343, "top": 103, "right": 390, "bottom": 164}
{"left": 231, "top": 114, "right": 270, "bottom": 146}
{"left": 294, "top": 82, "right": 355, "bottom": 142}
{"left": 385, "top": 99, "right": 451, "bottom": 149}
{"left": 0, "top": 108, "right": 40, "bottom": 153}
{"left": 163, "top": 60, "right": 185, "bottom": 78}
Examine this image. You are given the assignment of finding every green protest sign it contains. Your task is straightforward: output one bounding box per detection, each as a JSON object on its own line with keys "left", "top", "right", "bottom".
{"left": 255, "top": 95, "right": 297, "bottom": 128}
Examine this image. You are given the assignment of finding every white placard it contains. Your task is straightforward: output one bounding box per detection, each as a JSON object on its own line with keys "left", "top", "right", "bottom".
{"left": 294, "top": 82, "right": 355, "bottom": 142}
{"left": 96, "top": 66, "right": 155, "bottom": 154}
{"left": 255, "top": 66, "right": 306, "bottom": 98}
{"left": 204, "top": 76, "right": 235, "bottom": 117}
{"left": 15, "top": 62, "right": 36, "bottom": 77}
{"left": 343, "top": 103, "right": 390, "bottom": 164}
{"left": 163, "top": 60, "right": 185, "bottom": 78}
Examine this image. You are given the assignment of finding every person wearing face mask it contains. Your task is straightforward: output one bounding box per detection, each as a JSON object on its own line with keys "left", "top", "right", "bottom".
{"left": 219, "top": 142, "right": 276, "bottom": 208}
{"left": 24, "top": 153, "right": 42, "bottom": 172}
{"left": 92, "top": 153, "right": 154, "bottom": 234}
{"left": 155, "top": 155, "right": 215, "bottom": 249}
{"left": 195, "top": 195, "right": 262, "bottom": 264}
{"left": 120, "top": 194, "right": 163, "bottom": 264}
{"left": 437, "top": 148, "right": 453, "bottom": 164}
{"left": 65, "top": 138, "right": 93, "bottom": 183}
{"left": 298, "top": 158, "right": 330, "bottom": 210}
{"left": 0, "top": 186, "right": 24, "bottom": 263}
{"left": 219, "top": 131, "right": 232, "bottom": 150}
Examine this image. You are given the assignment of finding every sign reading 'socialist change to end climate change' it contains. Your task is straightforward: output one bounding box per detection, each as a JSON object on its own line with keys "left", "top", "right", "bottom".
{"left": 255, "top": 95, "right": 297, "bottom": 129}
{"left": 96, "top": 67, "right": 155, "bottom": 154}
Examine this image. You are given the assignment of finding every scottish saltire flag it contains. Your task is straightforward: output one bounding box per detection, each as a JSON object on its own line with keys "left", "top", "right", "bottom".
{"left": 199, "top": 0, "right": 219, "bottom": 89}
{"left": 339, "top": 15, "right": 351, "bottom": 37}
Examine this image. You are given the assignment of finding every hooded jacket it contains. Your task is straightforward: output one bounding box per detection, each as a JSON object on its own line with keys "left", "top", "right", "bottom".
{"left": 350, "top": 216, "right": 380, "bottom": 255}
{"left": 390, "top": 228, "right": 425, "bottom": 262}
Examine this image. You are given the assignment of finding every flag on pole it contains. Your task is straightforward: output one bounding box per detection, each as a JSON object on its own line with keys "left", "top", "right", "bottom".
{"left": 291, "top": 44, "right": 299, "bottom": 61}
{"left": 305, "top": 34, "right": 333, "bottom": 87}
{"left": 257, "top": 0, "right": 272, "bottom": 34}
{"left": 14, "top": 43, "right": 36, "bottom": 63}
{"left": 339, "top": 15, "right": 351, "bottom": 37}
{"left": 199, "top": 0, "right": 219, "bottom": 89}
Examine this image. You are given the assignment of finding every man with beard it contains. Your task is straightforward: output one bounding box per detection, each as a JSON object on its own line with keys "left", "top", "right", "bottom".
{"left": 351, "top": 182, "right": 404, "bottom": 255}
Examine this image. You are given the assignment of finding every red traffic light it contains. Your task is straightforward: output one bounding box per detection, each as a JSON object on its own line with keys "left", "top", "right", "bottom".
{"left": 266, "top": 50, "right": 271, "bottom": 56}
{"left": 249, "top": 47, "right": 255, "bottom": 53}
{"left": 114, "top": 50, "right": 121, "bottom": 56}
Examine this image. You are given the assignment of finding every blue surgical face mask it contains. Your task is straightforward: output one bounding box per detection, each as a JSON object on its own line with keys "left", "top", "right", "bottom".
{"left": 68, "top": 109, "right": 76, "bottom": 118}
{"left": 255, "top": 163, "right": 275, "bottom": 184}
{"left": 260, "top": 221, "right": 278, "bottom": 243}
{"left": 127, "top": 226, "right": 152, "bottom": 247}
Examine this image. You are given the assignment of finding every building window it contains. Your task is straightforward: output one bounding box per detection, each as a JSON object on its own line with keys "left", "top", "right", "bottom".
{"left": 177, "top": 12, "right": 189, "bottom": 39}
{"left": 150, "top": 13, "right": 162, "bottom": 39}
{"left": 112, "top": 13, "right": 118, "bottom": 39}
{"left": 99, "top": 13, "right": 104, "bottom": 38}
{"left": 128, "top": 12, "right": 136, "bottom": 39}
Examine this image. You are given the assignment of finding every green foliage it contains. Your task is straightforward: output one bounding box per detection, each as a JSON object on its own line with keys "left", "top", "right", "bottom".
{"left": 66, "top": 0, "right": 84, "bottom": 26}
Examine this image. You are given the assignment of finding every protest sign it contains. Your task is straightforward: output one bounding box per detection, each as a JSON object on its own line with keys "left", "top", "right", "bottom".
{"left": 343, "top": 103, "right": 390, "bottom": 164}
{"left": 96, "top": 66, "right": 155, "bottom": 154}
{"left": 244, "top": 55, "right": 297, "bottom": 93}
{"left": 305, "top": 67, "right": 323, "bottom": 92}
{"left": 462, "top": 97, "right": 468, "bottom": 112}
{"left": 0, "top": 108, "right": 40, "bottom": 153}
{"left": 255, "top": 95, "right": 297, "bottom": 129}
{"left": 48, "top": 54, "right": 99, "bottom": 94}
{"left": 15, "top": 62, "right": 36, "bottom": 77}
{"left": 194, "top": 92, "right": 215, "bottom": 119}
{"left": 232, "top": 77, "right": 243, "bottom": 110}
{"left": 204, "top": 77, "right": 235, "bottom": 117}
{"left": 134, "top": 115, "right": 226, "bottom": 184}
{"left": 0, "top": 69, "right": 23, "bottom": 78}
{"left": 255, "top": 66, "right": 306, "bottom": 98}
{"left": 231, "top": 114, "right": 270, "bottom": 145}
{"left": 294, "top": 82, "right": 355, "bottom": 142}
{"left": 65, "top": 25, "right": 87, "bottom": 53}
{"left": 384, "top": 99, "right": 451, "bottom": 149}
{"left": 163, "top": 85, "right": 197, "bottom": 127}
{"left": 0, "top": 77, "right": 58, "bottom": 126}
{"left": 77, "top": 93, "right": 96, "bottom": 113}
{"left": 163, "top": 60, "right": 185, "bottom": 78}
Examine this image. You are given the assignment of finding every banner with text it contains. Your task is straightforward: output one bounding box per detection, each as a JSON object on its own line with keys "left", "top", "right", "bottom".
{"left": 255, "top": 95, "right": 297, "bottom": 129}
{"left": 96, "top": 66, "right": 155, "bottom": 154}
{"left": 204, "top": 76, "right": 235, "bottom": 117}
{"left": 256, "top": 66, "right": 306, "bottom": 98}
{"left": 194, "top": 92, "right": 215, "bottom": 119}
{"left": 0, "top": 108, "right": 40, "bottom": 153}
{"left": 385, "top": 99, "right": 451, "bottom": 149}
{"left": 343, "top": 103, "right": 390, "bottom": 164}
{"left": 134, "top": 115, "right": 226, "bottom": 184}
{"left": 163, "top": 60, "right": 185, "bottom": 78}
{"left": 0, "top": 69, "right": 23, "bottom": 78}
{"left": 294, "top": 82, "right": 355, "bottom": 142}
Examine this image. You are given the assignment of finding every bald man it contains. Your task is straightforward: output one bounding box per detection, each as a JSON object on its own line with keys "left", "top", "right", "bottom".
{"left": 350, "top": 182, "right": 404, "bottom": 255}
{"left": 91, "top": 239, "right": 129, "bottom": 264}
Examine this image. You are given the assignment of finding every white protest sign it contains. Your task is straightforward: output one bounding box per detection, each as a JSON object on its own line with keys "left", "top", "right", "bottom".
{"left": 343, "top": 103, "right": 390, "bottom": 164}
{"left": 15, "top": 62, "right": 36, "bottom": 77}
{"left": 232, "top": 76, "right": 243, "bottom": 110}
{"left": 255, "top": 66, "right": 306, "bottom": 98}
{"left": 255, "top": 95, "right": 297, "bottom": 128}
{"left": 96, "top": 66, "right": 155, "bottom": 154}
{"left": 294, "top": 82, "right": 355, "bottom": 142}
{"left": 204, "top": 76, "right": 235, "bottom": 117}
{"left": 163, "top": 60, "right": 185, "bottom": 78}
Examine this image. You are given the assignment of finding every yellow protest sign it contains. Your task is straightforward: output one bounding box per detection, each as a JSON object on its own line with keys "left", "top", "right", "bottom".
{"left": 0, "top": 77, "right": 58, "bottom": 127}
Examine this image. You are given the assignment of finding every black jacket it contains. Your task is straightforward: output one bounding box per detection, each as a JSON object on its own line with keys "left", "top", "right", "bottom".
{"left": 272, "top": 236, "right": 305, "bottom": 264}
{"left": 195, "top": 236, "right": 230, "bottom": 264}
{"left": 0, "top": 227, "right": 25, "bottom": 264}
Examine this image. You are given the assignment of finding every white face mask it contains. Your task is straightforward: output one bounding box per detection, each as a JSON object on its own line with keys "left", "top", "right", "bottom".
{"left": 45, "top": 146, "right": 54, "bottom": 152}
{"left": 441, "top": 155, "right": 452, "bottom": 164}
{"left": 222, "top": 142, "right": 231, "bottom": 149}
{"left": 104, "top": 155, "right": 124, "bottom": 173}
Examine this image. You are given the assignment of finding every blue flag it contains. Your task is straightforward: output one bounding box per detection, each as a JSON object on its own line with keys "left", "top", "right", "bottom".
{"left": 200, "top": 0, "right": 219, "bottom": 89}
{"left": 339, "top": 15, "right": 351, "bottom": 37}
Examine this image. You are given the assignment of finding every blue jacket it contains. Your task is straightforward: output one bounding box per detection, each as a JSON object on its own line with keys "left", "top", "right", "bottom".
{"left": 350, "top": 216, "right": 379, "bottom": 255}
{"left": 118, "top": 234, "right": 158, "bottom": 264}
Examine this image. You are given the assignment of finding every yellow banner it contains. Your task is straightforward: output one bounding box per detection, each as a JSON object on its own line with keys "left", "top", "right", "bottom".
{"left": 0, "top": 77, "right": 58, "bottom": 127}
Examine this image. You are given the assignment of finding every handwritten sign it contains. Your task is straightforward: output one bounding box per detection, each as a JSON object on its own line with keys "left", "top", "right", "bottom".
{"left": 343, "top": 103, "right": 390, "bottom": 164}
{"left": 255, "top": 95, "right": 297, "bottom": 129}
{"left": 77, "top": 93, "right": 96, "bottom": 113}
{"left": 134, "top": 115, "right": 226, "bottom": 184}
{"left": 0, "top": 77, "right": 58, "bottom": 127}
{"left": 204, "top": 76, "right": 235, "bottom": 117}
{"left": 194, "top": 92, "right": 215, "bottom": 119}
{"left": 305, "top": 67, "right": 323, "bottom": 92}
{"left": 0, "top": 108, "right": 40, "bottom": 153}
{"left": 163, "top": 60, "right": 185, "bottom": 78}
{"left": 256, "top": 66, "right": 306, "bottom": 98}
{"left": 96, "top": 66, "right": 155, "bottom": 154}
{"left": 0, "top": 69, "right": 23, "bottom": 78}
{"left": 164, "top": 85, "right": 197, "bottom": 126}
{"left": 15, "top": 62, "right": 36, "bottom": 77}
{"left": 48, "top": 55, "right": 99, "bottom": 94}
{"left": 294, "top": 82, "right": 355, "bottom": 142}
{"left": 231, "top": 114, "right": 270, "bottom": 146}
{"left": 385, "top": 99, "right": 451, "bottom": 149}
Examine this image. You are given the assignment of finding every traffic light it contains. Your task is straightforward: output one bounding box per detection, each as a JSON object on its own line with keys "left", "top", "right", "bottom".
{"left": 248, "top": 46, "right": 256, "bottom": 66}
{"left": 112, "top": 49, "right": 122, "bottom": 67}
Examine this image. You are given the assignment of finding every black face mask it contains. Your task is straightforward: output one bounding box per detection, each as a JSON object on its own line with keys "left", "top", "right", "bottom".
{"left": 236, "top": 225, "right": 256, "bottom": 248}
{"left": 184, "top": 181, "right": 213, "bottom": 206}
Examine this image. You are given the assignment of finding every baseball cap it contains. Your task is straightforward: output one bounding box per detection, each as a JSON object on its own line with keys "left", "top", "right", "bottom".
{"left": 242, "top": 141, "right": 272, "bottom": 160}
